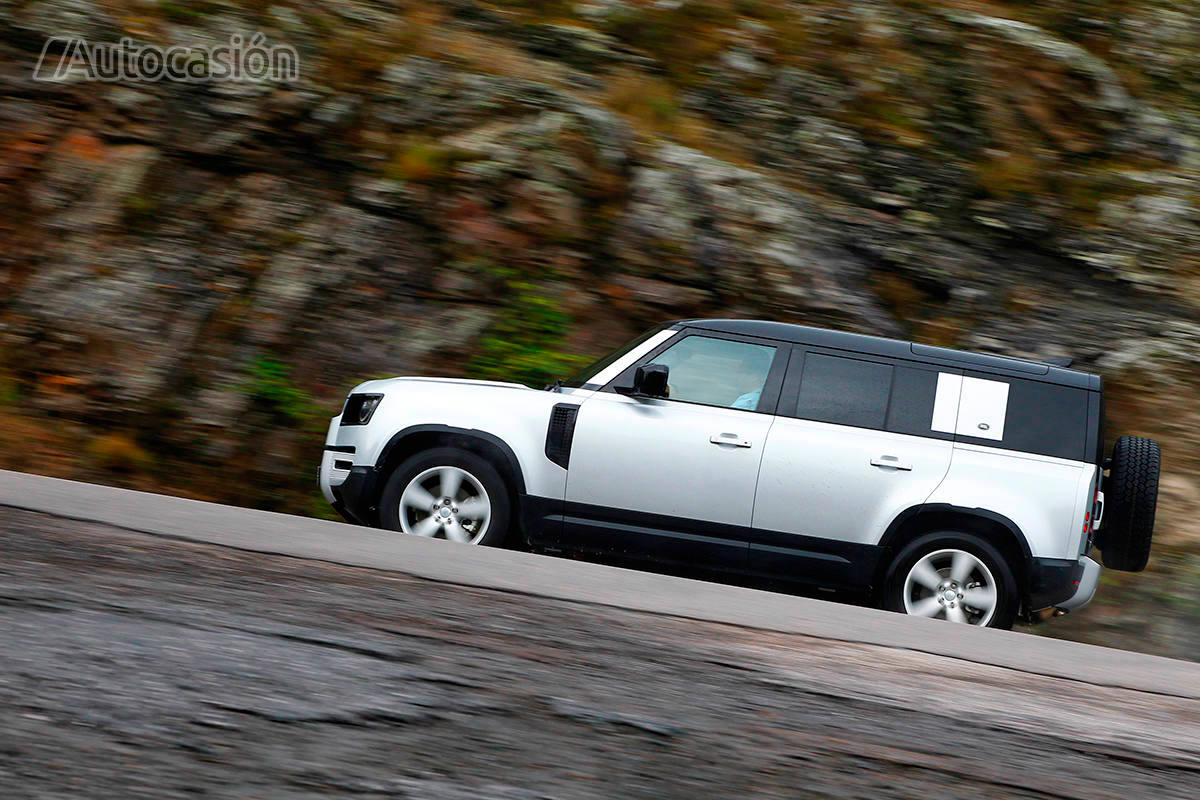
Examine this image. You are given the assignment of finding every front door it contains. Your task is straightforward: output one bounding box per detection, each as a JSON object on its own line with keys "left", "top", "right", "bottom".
{"left": 563, "top": 332, "right": 785, "bottom": 571}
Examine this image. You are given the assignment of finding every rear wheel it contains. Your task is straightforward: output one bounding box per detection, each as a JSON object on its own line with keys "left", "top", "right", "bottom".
{"left": 379, "top": 447, "right": 512, "bottom": 546}
{"left": 883, "top": 532, "right": 1019, "bottom": 629}
{"left": 1097, "top": 436, "right": 1160, "bottom": 573}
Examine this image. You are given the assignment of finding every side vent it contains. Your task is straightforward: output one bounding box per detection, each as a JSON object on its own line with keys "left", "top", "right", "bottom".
{"left": 545, "top": 404, "right": 580, "bottom": 469}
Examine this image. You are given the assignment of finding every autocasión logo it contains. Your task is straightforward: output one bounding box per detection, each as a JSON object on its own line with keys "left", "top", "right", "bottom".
{"left": 33, "top": 33, "right": 301, "bottom": 84}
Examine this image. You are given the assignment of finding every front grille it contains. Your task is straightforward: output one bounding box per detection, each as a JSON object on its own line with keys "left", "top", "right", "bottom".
{"left": 545, "top": 404, "right": 580, "bottom": 469}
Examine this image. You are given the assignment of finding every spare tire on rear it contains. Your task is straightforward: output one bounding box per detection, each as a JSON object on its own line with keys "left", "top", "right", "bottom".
{"left": 1098, "top": 435, "right": 1161, "bottom": 572}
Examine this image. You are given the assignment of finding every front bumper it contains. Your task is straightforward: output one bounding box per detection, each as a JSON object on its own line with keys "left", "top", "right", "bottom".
{"left": 329, "top": 466, "right": 380, "bottom": 526}
{"left": 319, "top": 414, "right": 380, "bottom": 525}
{"left": 318, "top": 447, "right": 354, "bottom": 504}
{"left": 319, "top": 447, "right": 379, "bottom": 526}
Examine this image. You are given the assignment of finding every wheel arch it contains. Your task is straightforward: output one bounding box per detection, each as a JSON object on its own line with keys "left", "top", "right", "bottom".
{"left": 377, "top": 424, "right": 527, "bottom": 492}
{"left": 876, "top": 504, "right": 1033, "bottom": 596}
{"left": 358, "top": 425, "right": 528, "bottom": 532}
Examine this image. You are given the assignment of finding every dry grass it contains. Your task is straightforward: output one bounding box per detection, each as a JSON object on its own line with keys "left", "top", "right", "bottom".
{"left": 974, "top": 151, "right": 1045, "bottom": 198}
{"left": 605, "top": 75, "right": 681, "bottom": 132}
{"left": 0, "top": 408, "right": 89, "bottom": 480}
{"left": 383, "top": 137, "right": 463, "bottom": 183}
{"left": 87, "top": 433, "right": 154, "bottom": 473}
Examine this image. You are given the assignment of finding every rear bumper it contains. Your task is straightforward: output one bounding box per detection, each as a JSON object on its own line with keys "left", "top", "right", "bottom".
{"left": 1028, "top": 555, "right": 1099, "bottom": 611}
{"left": 1056, "top": 556, "right": 1101, "bottom": 612}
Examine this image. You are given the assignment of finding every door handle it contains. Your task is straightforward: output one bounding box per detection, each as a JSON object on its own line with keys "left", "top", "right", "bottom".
{"left": 710, "top": 433, "right": 752, "bottom": 448}
{"left": 870, "top": 455, "right": 913, "bottom": 471}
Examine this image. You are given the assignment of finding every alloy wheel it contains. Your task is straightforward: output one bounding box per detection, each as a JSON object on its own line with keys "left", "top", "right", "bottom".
{"left": 397, "top": 466, "right": 492, "bottom": 544}
{"left": 902, "top": 548, "right": 999, "bottom": 626}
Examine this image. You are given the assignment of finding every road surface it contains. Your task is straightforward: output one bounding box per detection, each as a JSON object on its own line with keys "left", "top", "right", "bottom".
{"left": 1, "top": 471, "right": 1198, "bottom": 798}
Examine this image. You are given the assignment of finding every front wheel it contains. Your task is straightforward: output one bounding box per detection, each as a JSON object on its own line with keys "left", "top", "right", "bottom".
{"left": 379, "top": 447, "right": 512, "bottom": 546}
{"left": 883, "top": 532, "right": 1019, "bottom": 629}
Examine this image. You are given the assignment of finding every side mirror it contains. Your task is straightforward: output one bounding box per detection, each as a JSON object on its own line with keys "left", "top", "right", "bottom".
{"left": 633, "top": 364, "right": 669, "bottom": 399}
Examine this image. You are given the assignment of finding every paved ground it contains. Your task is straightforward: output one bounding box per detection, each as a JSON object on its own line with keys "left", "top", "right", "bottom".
{"left": 3, "top": 508, "right": 1199, "bottom": 799}
{"left": 3, "top": 470, "right": 1198, "bottom": 696}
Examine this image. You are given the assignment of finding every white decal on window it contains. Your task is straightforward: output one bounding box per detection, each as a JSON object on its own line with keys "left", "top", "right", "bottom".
{"left": 931, "top": 372, "right": 962, "bottom": 434}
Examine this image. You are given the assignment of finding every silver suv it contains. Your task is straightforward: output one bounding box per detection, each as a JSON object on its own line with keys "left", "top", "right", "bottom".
{"left": 320, "top": 319, "right": 1161, "bottom": 629}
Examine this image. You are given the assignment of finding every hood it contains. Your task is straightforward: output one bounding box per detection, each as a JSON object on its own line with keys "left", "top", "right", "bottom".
{"left": 349, "top": 376, "right": 534, "bottom": 394}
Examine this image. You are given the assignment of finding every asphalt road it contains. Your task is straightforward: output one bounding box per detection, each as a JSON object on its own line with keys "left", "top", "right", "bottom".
{"left": 2, "top": 471, "right": 1199, "bottom": 798}
{"left": 1, "top": 470, "right": 1197, "bottom": 696}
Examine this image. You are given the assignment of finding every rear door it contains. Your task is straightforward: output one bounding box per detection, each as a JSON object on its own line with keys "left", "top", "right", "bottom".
{"left": 562, "top": 331, "right": 787, "bottom": 571}
{"left": 749, "top": 348, "right": 961, "bottom": 585}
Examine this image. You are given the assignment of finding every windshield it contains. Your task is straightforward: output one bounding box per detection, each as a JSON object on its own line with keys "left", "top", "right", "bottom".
{"left": 561, "top": 324, "right": 672, "bottom": 388}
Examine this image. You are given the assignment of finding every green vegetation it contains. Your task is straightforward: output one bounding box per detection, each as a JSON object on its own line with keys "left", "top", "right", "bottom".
{"left": 240, "top": 357, "right": 317, "bottom": 427}
{"left": 468, "top": 282, "right": 588, "bottom": 388}
{"left": 235, "top": 356, "right": 334, "bottom": 516}
{"left": 491, "top": 0, "right": 577, "bottom": 17}
{"left": 600, "top": 2, "right": 739, "bottom": 86}
{"left": 121, "top": 194, "right": 159, "bottom": 233}
{"left": 0, "top": 372, "right": 18, "bottom": 407}
{"left": 148, "top": 0, "right": 278, "bottom": 24}
{"left": 159, "top": 2, "right": 215, "bottom": 23}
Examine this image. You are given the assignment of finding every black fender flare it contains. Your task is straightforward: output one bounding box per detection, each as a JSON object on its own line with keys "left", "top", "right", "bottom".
{"left": 375, "top": 424, "right": 528, "bottom": 495}
{"left": 877, "top": 504, "right": 1033, "bottom": 564}
{"left": 875, "top": 503, "right": 1037, "bottom": 603}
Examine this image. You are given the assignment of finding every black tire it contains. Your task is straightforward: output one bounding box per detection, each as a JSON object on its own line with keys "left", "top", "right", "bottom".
{"left": 1097, "top": 436, "right": 1160, "bottom": 572}
{"left": 883, "top": 532, "right": 1019, "bottom": 630}
{"left": 379, "top": 447, "right": 512, "bottom": 546}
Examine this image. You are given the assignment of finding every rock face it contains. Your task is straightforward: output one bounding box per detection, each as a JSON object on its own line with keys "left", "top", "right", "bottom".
{"left": 0, "top": 1, "right": 1198, "bottom": 648}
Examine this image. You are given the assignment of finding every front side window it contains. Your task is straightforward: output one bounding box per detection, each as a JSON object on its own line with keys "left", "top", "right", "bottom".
{"left": 652, "top": 336, "right": 777, "bottom": 410}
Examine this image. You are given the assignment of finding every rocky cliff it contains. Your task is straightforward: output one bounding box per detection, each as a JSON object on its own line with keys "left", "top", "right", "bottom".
{"left": 0, "top": 0, "right": 1197, "bottom": 655}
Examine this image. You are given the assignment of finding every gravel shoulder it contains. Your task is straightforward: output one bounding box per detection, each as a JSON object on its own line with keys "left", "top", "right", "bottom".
{"left": 2, "top": 509, "right": 1198, "bottom": 799}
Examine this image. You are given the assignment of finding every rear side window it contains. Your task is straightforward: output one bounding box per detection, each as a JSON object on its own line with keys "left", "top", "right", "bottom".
{"left": 956, "top": 373, "right": 1090, "bottom": 461}
{"left": 787, "top": 352, "right": 1091, "bottom": 461}
{"left": 794, "top": 353, "right": 892, "bottom": 429}
{"left": 886, "top": 366, "right": 957, "bottom": 439}
{"left": 791, "top": 354, "right": 952, "bottom": 437}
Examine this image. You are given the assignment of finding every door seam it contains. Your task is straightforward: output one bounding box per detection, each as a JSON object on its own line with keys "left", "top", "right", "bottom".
{"left": 748, "top": 414, "right": 779, "bottom": 532}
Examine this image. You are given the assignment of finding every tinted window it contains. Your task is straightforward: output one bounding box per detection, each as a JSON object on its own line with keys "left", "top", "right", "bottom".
{"left": 887, "top": 366, "right": 956, "bottom": 439}
{"left": 652, "top": 336, "right": 777, "bottom": 410}
{"left": 795, "top": 353, "right": 892, "bottom": 429}
{"left": 958, "top": 373, "right": 1090, "bottom": 461}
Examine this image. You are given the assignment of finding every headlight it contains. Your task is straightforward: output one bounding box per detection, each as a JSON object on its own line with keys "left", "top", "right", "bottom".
{"left": 341, "top": 393, "right": 383, "bottom": 426}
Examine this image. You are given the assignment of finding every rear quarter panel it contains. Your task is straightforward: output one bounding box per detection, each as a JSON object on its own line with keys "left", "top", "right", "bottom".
{"left": 928, "top": 443, "right": 1096, "bottom": 560}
